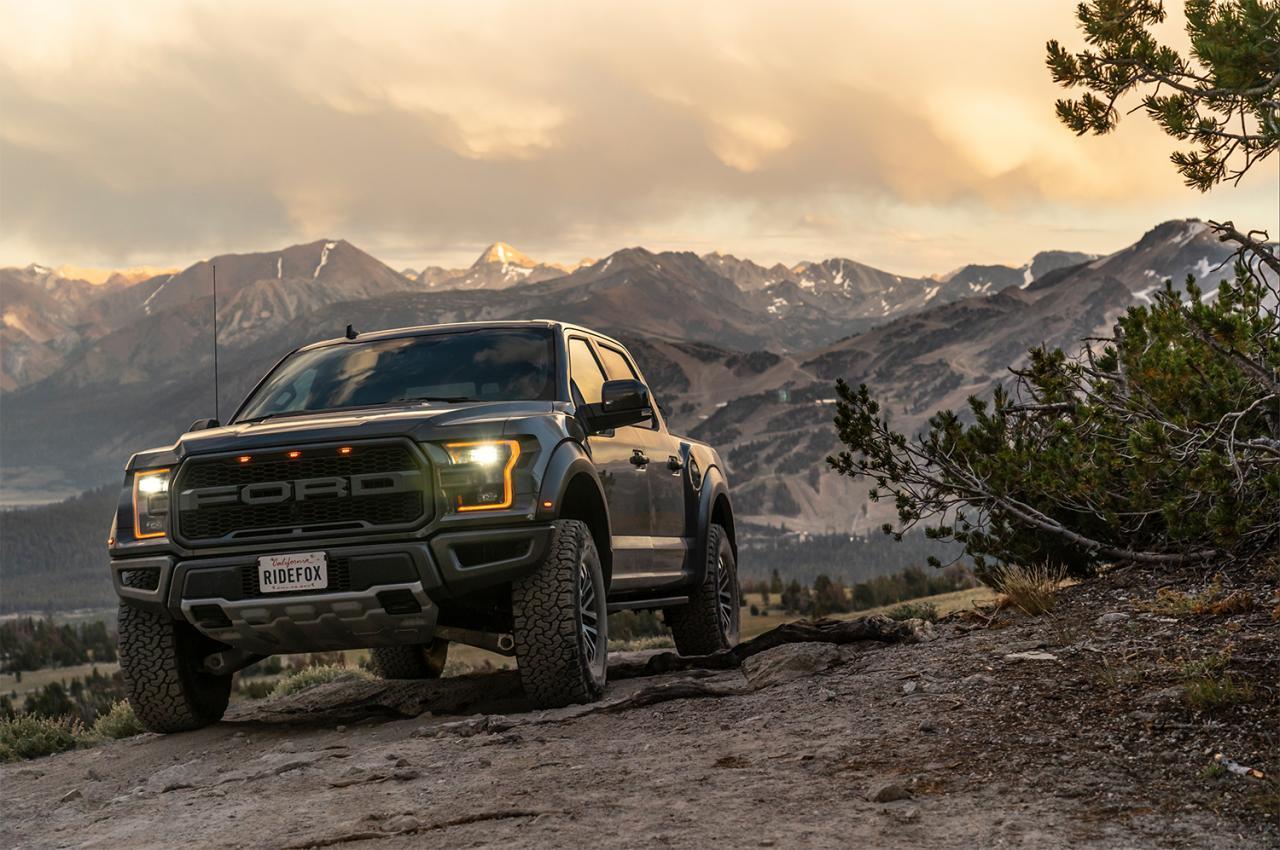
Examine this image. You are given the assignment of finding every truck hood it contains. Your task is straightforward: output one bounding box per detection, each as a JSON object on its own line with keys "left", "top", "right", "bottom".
{"left": 128, "top": 400, "right": 566, "bottom": 469}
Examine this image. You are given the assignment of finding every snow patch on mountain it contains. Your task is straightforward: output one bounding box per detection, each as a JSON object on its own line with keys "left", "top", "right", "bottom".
{"left": 313, "top": 242, "right": 336, "bottom": 279}
{"left": 141, "top": 274, "right": 175, "bottom": 316}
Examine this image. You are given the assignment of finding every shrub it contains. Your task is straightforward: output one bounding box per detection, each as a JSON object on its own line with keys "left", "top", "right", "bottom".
{"left": 0, "top": 714, "right": 87, "bottom": 762}
{"left": 609, "top": 610, "right": 667, "bottom": 641}
{"left": 885, "top": 601, "right": 939, "bottom": 622}
{"left": 236, "top": 678, "right": 276, "bottom": 700}
{"left": 1183, "top": 674, "right": 1256, "bottom": 712}
{"left": 829, "top": 257, "right": 1280, "bottom": 578}
{"left": 268, "top": 664, "right": 372, "bottom": 699}
{"left": 91, "top": 701, "right": 145, "bottom": 740}
{"left": 987, "top": 563, "right": 1064, "bottom": 616}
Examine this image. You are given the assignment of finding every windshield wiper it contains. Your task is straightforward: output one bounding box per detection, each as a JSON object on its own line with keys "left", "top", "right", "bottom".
{"left": 393, "top": 395, "right": 476, "bottom": 404}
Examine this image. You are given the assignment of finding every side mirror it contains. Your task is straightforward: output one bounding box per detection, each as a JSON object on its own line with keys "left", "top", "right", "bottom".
{"left": 188, "top": 418, "right": 221, "bottom": 432}
{"left": 583, "top": 379, "right": 651, "bottom": 433}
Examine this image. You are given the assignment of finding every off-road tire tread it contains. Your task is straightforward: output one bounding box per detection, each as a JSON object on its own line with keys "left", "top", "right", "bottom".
{"left": 368, "top": 641, "right": 448, "bottom": 680}
{"left": 664, "top": 523, "right": 735, "bottom": 656}
{"left": 512, "top": 519, "right": 605, "bottom": 709}
{"left": 117, "top": 574, "right": 231, "bottom": 733}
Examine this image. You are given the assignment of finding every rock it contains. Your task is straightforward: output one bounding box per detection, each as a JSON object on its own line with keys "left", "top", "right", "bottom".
{"left": 335, "top": 725, "right": 347, "bottom": 733}
{"left": 1003, "top": 651, "right": 1058, "bottom": 662}
{"left": 1095, "top": 612, "right": 1130, "bottom": 627}
{"left": 893, "top": 806, "right": 921, "bottom": 823}
{"left": 902, "top": 681, "right": 918, "bottom": 694}
{"left": 1138, "top": 686, "right": 1184, "bottom": 707}
{"left": 59, "top": 788, "right": 83, "bottom": 803}
{"left": 866, "top": 781, "right": 912, "bottom": 802}
{"left": 919, "top": 720, "right": 938, "bottom": 734}
{"left": 146, "top": 761, "right": 208, "bottom": 793}
{"left": 85, "top": 768, "right": 102, "bottom": 781}
{"left": 383, "top": 814, "right": 422, "bottom": 833}
{"left": 741, "top": 642, "right": 843, "bottom": 690}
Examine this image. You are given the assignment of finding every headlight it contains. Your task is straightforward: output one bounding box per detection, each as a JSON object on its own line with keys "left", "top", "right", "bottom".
{"left": 132, "top": 468, "right": 171, "bottom": 539}
{"left": 441, "top": 440, "right": 520, "bottom": 512}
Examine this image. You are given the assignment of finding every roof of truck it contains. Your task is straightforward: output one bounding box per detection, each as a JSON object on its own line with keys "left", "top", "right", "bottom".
{"left": 297, "top": 319, "right": 626, "bottom": 352}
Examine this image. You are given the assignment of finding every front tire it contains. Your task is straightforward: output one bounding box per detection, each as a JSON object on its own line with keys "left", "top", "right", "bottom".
{"left": 368, "top": 640, "right": 449, "bottom": 680}
{"left": 664, "top": 523, "right": 739, "bottom": 656}
{"left": 117, "top": 601, "right": 231, "bottom": 733}
{"left": 512, "top": 519, "right": 608, "bottom": 708}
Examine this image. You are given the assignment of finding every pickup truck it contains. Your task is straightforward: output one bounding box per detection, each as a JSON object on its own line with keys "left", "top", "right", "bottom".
{"left": 107, "top": 320, "right": 739, "bottom": 732}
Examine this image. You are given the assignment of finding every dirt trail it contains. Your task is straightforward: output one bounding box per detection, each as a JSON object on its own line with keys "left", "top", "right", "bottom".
{"left": 2, "top": 575, "right": 1274, "bottom": 850}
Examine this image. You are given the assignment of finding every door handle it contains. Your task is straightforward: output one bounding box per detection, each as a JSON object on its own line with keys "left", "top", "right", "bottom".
{"left": 629, "top": 450, "right": 650, "bottom": 467}
{"left": 667, "top": 455, "right": 684, "bottom": 472}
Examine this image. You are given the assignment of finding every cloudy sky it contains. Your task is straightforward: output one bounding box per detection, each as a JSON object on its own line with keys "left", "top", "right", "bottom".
{"left": 1, "top": 0, "right": 1275, "bottom": 275}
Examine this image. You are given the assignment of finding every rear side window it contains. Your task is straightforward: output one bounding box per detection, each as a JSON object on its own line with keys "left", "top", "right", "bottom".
{"left": 596, "top": 344, "right": 639, "bottom": 381}
{"left": 568, "top": 337, "right": 606, "bottom": 404}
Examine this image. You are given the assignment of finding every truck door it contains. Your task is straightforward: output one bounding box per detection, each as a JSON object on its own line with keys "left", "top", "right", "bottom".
{"left": 594, "top": 340, "right": 689, "bottom": 583}
{"left": 567, "top": 336, "right": 651, "bottom": 580}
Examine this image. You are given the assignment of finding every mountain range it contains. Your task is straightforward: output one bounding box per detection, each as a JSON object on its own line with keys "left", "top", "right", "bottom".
{"left": 0, "top": 219, "right": 1243, "bottom": 532}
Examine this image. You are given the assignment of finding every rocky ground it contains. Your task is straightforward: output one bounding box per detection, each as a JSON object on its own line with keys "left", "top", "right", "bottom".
{"left": 2, "top": 566, "right": 1275, "bottom": 850}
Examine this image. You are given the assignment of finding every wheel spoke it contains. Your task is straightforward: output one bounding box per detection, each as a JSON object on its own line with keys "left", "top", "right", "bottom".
{"left": 577, "top": 556, "right": 602, "bottom": 666}
{"left": 714, "top": 554, "right": 735, "bottom": 635}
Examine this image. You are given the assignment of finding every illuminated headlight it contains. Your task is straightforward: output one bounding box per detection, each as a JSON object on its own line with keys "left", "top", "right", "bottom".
{"left": 132, "top": 468, "right": 171, "bottom": 539}
{"left": 441, "top": 440, "right": 520, "bottom": 511}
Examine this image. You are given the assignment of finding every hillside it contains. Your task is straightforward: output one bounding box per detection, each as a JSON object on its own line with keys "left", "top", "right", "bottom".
{"left": 2, "top": 565, "right": 1274, "bottom": 847}
{"left": 0, "top": 219, "right": 1238, "bottom": 526}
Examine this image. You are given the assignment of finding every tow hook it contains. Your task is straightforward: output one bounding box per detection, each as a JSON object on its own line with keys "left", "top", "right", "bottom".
{"left": 202, "top": 648, "right": 263, "bottom": 675}
{"left": 435, "top": 626, "right": 516, "bottom": 656}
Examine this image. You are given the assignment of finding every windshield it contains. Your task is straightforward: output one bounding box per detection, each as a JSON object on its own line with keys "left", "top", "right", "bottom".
{"left": 236, "top": 327, "right": 556, "bottom": 421}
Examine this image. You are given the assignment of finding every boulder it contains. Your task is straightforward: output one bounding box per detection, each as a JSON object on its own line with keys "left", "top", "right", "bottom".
{"left": 741, "top": 642, "right": 843, "bottom": 690}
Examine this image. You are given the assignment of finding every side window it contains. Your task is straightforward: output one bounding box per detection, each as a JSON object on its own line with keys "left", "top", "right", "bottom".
{"left": 597, "top": 342, "right": 660, "bottom": 430}
{"left": 567, "top": 337, "right": 606, "bottom": 405}
{"left": 596, "top": 345, "right": 639, "bottom": 381}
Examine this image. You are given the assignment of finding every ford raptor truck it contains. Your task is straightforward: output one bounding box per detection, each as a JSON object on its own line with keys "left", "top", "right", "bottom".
{"left": 107, "top": 321, "right": 739, "bottom": 732}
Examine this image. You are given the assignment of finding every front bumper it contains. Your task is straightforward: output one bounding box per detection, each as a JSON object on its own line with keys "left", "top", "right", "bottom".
{"left": 111, "top": 523, "right": 555, "bottom": 652}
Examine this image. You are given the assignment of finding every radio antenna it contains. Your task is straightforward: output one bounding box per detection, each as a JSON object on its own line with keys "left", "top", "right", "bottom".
{"left": 212, "top": 262, "right": 221, "bottom": 422}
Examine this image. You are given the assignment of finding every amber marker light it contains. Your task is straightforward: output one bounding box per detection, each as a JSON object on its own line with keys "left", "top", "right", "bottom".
{"left": 286, "top": 450, "right": 302, "bottom": 459}
{"left": 542, "top": 500, "right": 554, "bottom": 510}
{"left": 338, "top": 446, "right": 353, "bottom": 455}
{"left": 237, "top": 455, "right": 252, "bottom": 464}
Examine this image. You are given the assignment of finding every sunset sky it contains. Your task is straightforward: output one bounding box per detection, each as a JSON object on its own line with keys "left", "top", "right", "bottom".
{"left": 1, "top": 0, "right": 1276, "bottom": 276}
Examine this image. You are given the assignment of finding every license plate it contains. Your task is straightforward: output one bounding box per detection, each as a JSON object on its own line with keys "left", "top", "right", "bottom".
{"left": 258, "top": 551, "right": 328, "bottom": 593}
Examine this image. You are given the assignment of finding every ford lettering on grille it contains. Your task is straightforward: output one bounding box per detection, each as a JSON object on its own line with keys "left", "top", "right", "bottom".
{"left": 178, "top": 471, "right": 421, "bottom": 511}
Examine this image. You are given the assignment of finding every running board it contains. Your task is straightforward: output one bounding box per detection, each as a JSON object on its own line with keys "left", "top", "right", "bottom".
{"left": 607, "top": 595, "right": 688, "bottom": 613}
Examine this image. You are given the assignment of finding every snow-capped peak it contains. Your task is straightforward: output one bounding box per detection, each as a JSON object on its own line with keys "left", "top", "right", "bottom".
{"left": 475, "top": 242, "right": 535, "bottom": 268}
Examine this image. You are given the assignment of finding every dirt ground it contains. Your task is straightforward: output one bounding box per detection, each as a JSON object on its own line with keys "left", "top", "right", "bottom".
{"left": 2, "top": 568, "right": 1275, "bottom": 850}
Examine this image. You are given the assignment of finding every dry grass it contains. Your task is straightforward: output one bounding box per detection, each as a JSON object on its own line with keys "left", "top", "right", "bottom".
{"left": 1139, "top": 576, "right": 1256, "bottom": 618}
{"left": 987, "top": 563, "right": 1066, "bottom": 616}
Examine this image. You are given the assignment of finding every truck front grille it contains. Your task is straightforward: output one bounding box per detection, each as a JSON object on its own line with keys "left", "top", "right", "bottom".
{"left": 174, "top": 443, "right": 428, "bottom": 543}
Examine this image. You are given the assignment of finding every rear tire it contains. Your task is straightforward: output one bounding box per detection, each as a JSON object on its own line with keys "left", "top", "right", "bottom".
{"left": 368, "top": 640, "right": 449, "bottom": 679}
{"left": 512, "top": 519, "right": 608, "bottom": 708}
{"left": 117, "top": 600, "right": 231, "bottom": 733}
{"left": 664, "top": 523, "right": 739, "bottom": 656}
